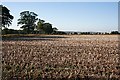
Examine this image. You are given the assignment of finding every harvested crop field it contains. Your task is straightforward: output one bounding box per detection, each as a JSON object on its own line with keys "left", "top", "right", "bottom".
{"left": 2, "top": 35, "right": 120, "bottom": 80}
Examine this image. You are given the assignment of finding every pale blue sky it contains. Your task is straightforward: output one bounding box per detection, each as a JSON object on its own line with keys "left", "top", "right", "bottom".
{"left": 2, "top": 2, "right": 118, "bottom": 32}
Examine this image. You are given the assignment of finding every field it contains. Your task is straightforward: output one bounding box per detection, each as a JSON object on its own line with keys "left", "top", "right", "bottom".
{"left": 2, "top": 35, "right": 120, "bottom": 80}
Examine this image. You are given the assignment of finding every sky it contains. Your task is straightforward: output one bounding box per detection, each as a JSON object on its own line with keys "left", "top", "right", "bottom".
{"left": 2, "top": 0, "right": 120, "bottom": 2}
{"left": 2, "top": 2, "right": 118, "bottom": 32}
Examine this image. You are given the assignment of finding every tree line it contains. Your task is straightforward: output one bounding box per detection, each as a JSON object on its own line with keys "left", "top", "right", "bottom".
{"left": 1, "top": 5, "right": 58, "bottom": 35}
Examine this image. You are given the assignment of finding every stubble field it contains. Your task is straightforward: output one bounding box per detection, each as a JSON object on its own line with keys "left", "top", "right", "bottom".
{"left": 2, "top": 35, "right": 120, "bottom": 80}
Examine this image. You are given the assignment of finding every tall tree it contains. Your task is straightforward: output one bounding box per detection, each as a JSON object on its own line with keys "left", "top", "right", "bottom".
{"left": 17, "top": 11, "right": 38, "bottom": 34}
{"left": 0, "top": 5, "right": 14, "bottom": 28}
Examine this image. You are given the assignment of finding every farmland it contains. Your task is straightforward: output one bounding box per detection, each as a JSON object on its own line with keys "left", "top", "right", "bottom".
{"left": 2, "top": 35, "right": 120, "bottom": 80}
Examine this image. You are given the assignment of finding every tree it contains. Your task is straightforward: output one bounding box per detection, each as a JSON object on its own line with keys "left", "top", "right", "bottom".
{"left": 2, "top": 28, "right": 19, "bottom": 34}
{"left": 37, "top": 19, "right": 54, "bottom": 34}
{"left": 42, "top": 23, "right": 53, "bottom": 34}
{"left": 52, "top": 27, "right": 58, "bottom": 34}
{"left": 111, "top": 31, "right": 119, "bottom": 34}
{"left": 17, "top": 11, "right": 38, "bottom": 34}
{"left": 53, "top": 27, "right": 58, "bottom": 31}
{"left": 36, "top": 19, "right": 45, "bottom": 33}
{"left": 0, "top": 5, "right": 14, "bottom": 28}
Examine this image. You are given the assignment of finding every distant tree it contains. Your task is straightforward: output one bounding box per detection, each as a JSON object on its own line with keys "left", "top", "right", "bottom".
{"left": 2, "top": 28, "right": 19, "bottom": 34}
{"left": 111, "top": 31, "right": 119, "bottom": 34}
{"left": 17, "top": 11, "right": 38, "bottom": 34}
{"left": 52, "top": 27, "right": 58, "bottom": 34}
{"left": 0, "top": 5, "right": 14, "bottom": 28}
{"left": 36, "top": 19, "right": 45, "bottom": 33}
{"left": 56, "top": 31, "right": 67, "bottom": 35}
{"left": 36, "top": 19, "right": 54, "bottom": 34}
{"left": 53, "top": 27, "right": 58, "bottom": 31}
{"left": 74, "top": 32, "right": 78, "bottom": 35}
{"left": 42, "top": 23, "right": 53, "bottom": 34}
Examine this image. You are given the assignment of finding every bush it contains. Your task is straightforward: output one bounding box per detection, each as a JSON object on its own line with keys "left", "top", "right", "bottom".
{"left": 2, "top": 28, "right": 19, "bottom": 34}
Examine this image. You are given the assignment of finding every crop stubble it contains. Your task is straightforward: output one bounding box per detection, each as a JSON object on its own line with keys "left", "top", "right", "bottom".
{"left": 2, "top": 35, "right": 120, "bottom": 79}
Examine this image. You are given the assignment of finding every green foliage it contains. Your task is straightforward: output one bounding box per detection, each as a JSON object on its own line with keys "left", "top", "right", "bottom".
{"left": 0, "top": 5, "right": 58, "bottom": 34}
{"left": 0, "top": 5, "right": 14, "bottom": 28}
{"left": 42, "top": 23, "right": 53, "bottom": 34}
{"left": 52, "top": 27, "right": 58, "bottom": 34}
{"left": 2, "top": 28, "right": 19, "bottom": 34}
{"left": 17, "top": 11, "right": 38, "bottom": 34}
{"left": 37, "top": 19, "right": 53, "bottom": 34}
{"left": 37, "top": 19, "right": 45, "bottom": 30}
{"left": 36, "top": 19, "right": 45, "bottom": 34}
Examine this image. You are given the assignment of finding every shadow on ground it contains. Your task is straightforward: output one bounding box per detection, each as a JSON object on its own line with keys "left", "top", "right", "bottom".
{"left": 2, "top": 35, "right": 68, "bottom": 41}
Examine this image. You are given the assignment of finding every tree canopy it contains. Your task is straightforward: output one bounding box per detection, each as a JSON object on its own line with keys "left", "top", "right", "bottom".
{"left": 0, "top": 5, "right": 14, "bottom": 28}
{"left": 0, "top": 5, "right": 58, "bottom": 34}
{"left": 42, "top": 23, "right": 53, "bottom": 34}
{"left": 37, "top": 19, "right": 53, "bottom": 34}
{"left": 17, "top": 11, "right": 38, "bottom": 34}
{"left": 36, "top": 19, "right": 45, "bottom": 33}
